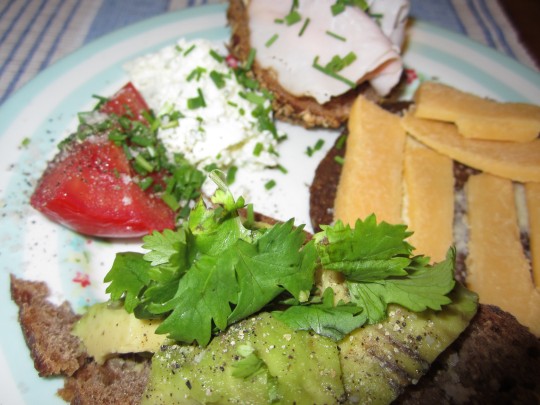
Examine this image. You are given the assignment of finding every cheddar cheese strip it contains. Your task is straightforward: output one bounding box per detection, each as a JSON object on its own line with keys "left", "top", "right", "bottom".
{"left": 466, "top": 173, "right": 540, "bottom": 336}
{"left": 401, "top": 112, "right": 540, "bottom": 183}
{"left": 404, "top": 139, "right": 454, "bottom": 262}
{"left": 413, "top": 81, "right": 540, "bottom": 143}
{"left": 334, "top": 96, "right": 406, "bottom": 225}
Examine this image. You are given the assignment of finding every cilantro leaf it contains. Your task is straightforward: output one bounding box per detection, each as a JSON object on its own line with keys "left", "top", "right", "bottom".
{"left": 228, "top": 220, "right": 316, "bottom": 323}
{"left": 142, "top": 228, "right": 186, "bottom": 267}
{"left": 316, "top": 215, "right": 414, "bottom": 281}
{"left": 348, "top": 249, "right": 456, "bottom": 324}
{"left": 154, "top": 252, "right": 238, "bottom": 346}
{"left": 272, "top": 288, "right": 367, "bottom": 341}
{"left": 104, "top": 252, "right": 151, "bottom": 312}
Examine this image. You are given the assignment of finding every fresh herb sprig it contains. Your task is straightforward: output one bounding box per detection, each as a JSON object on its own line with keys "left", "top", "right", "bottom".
{"left": 104, "top": 177, "right": 456, "bottom": 345}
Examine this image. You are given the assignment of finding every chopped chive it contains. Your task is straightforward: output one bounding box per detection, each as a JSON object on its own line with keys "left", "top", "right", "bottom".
{"left": 131, "top": 135, "right": 152, "bottom": 147}
{"left": 138, "top": 177, "right": 154, "bottom": 191}
{"left": 226, "top": 165, "right": 238, "bottom": 185}
{"left": 253, "top": 142, "right": 264, "bottom": 156}
{"left": 209, "top": 49, "right": 224, "bottom": 62}
{"left": 108, "top": 130, "right": 127, "bottom": 144}
{"left": 183, "top": 44, "right": 196, "bottom": 56}
{"left": 336, "top": 134, "right": 347, "bottom": 149}
{"left": 284, "top": 10, "right": 301, "bottom": 26}
{"left": 187, "top": 88, "right": 206, "bottom": 109}
{"left": 274, "top": 18, "right": 284, "bottom": 24}
{"left": 331, "top": 3, "right": 345, "bottom": 15}
{"left": 175, "top": 44, "right": 183, "bottom": 53}
{"left": 313, "top": 56, "right": 356, "bottom": 88}
{"left": 135, "top": 154, "right": 154, "bottom": 173}
{"left": 187, "top": 66, "right": 206, "bottom": 81}
{"left": 264, "top": 179, "right": 276, "bottom": 190}
{"left": 245, "top": 48, "right": 256, "bottom": 70}
{"left": 307, "top": 138, "right": 325, "bottom": 156}
{"left": 326, "top": 30, "right": 347, "bottom": 41}
{"left": 265, "top": 34, "right": 279, "bottom": 48}
{"left": 227, "top": 101, "right": 238, "bottom": 108}
{"left": 210, "top": 70, "right": 226, "bottom": 89}
{"left": 277, "top": 164, "right": 288, "bottom": 174}
{"left": 20, "top": 137, "right": 31, "bottom": 148}
{"left": 162, "top": 193, "right": 180, "bottom": 211}
{"left": 113, "top": 168, "right": 120, "bottom": 179}
{"left": 299, "top": 17, "right": 310, "bottom": 36}
{"left": 334, "top": 155, "right": 345, "bottom": 165}
{"left": 243, "top": 92, "right": 267, "bottom": 106}
{"left": 91, "top": 95, "right": 108, "bottom": 110}
{"left": 291, "top": 0, "right": 299, "bottom": 10}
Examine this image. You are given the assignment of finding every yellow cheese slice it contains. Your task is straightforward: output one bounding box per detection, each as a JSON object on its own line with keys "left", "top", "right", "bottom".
{"left": 414, "top": 81, "right": 540, "bottom": 143}
{"left": 525, "top": 182, "right": 540, "bottom": 289}
{"left": 404, "top": 139, "right": 454, "bottom": 262}
{"left": 466, "top": 173, "right": 540, "bottom": 336}
{"left": 401, "top": 113, "right": 540, "bottom": 183}
{"left": 334, "top": 96, "right": 406, "bottom": 225}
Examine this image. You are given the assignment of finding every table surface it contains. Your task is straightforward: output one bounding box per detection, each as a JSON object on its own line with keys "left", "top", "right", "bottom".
{"left": 0, "top": 0, "right": 539, "bottom": 109}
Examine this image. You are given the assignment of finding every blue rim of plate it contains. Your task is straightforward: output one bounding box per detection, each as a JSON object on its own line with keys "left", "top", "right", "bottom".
{"left": 0, "top": 4, "right": 539, "bottom": 404}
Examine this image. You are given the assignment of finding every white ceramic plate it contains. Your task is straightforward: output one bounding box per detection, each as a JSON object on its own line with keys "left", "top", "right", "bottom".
{"left": 1, "top": 4, "right": 539, "bottom": 404}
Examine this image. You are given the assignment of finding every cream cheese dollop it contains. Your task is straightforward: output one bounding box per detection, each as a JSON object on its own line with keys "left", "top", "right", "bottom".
{"left": 124, "top": 38, "right": 280, "bottom": 170}
{"left": 248, "top": 0, "right": 410, "bottom": 104}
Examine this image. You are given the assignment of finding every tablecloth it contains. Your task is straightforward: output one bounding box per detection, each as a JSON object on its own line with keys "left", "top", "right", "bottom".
{"left": 0, "top": 0, "right": 538, "bottom": 108}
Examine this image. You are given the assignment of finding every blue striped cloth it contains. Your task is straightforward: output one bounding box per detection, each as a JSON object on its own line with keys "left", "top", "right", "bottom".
{"left": 0, "top": 0, "right": 537, "bottom": 107}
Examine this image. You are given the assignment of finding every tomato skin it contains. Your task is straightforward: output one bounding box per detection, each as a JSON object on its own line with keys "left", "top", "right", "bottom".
{"left": 100, "top": 82, "right": 150, "bottom": 123}
{"left": 30, "top": 136, "right": 176, "bottom": 238}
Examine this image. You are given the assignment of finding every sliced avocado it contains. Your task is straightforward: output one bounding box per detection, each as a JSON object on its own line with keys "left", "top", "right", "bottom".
{"left": 339, "top": 284, "right": 478, "bottom": 404}
{"left": 72, "top": 302, "right": 166, "bottom": 364}
{"left": 142, "top": 312, "right": 345, "bottom": 404}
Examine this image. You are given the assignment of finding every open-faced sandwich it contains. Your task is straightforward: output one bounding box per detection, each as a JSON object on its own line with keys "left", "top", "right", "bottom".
{"left": 310, "top": 83, "right": 540, "bottom": 402}
{"left": 228, "top": 0, "right": 410, "bottom": 128}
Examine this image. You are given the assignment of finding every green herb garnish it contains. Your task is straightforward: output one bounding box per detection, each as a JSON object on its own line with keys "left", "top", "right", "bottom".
{"left": 299, "top": 17, "right": 310, "bottom": 36}
{"left": 104, "top": 181, "right": 456, "bottom": 346}
{"left": 265, "top": 34, "right": 279, "bottom": 48}
{"left": 325, "top": 30, "right": 347, "bottom": 41}
{"left": 313, "top": 56, "right": 356, "bottom": 88}
{"left": 187, "top": 88, "right": 206, "bottom": 109}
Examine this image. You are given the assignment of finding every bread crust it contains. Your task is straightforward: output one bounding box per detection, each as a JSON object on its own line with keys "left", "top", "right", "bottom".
{"left": 11, "top": 276, "right": 149, "bottom": 404}
{"left": 226, "top": 0, "right": 384, "bottom": 129}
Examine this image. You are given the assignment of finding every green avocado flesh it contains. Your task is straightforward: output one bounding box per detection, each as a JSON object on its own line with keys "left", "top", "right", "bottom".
{"left": 141, "top": 285, "right": 477, "bottom": 405}
{"left": 142, "top": 312, "right": 345, "bottom": 404}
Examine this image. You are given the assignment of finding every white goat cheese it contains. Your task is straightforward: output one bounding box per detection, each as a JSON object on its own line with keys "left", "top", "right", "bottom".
{"left": 124, "top": 39, "right": 281, "bottom": 170}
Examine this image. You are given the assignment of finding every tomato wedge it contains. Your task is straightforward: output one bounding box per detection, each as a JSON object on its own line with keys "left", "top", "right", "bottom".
{"left": 99, "top": 82, "right": 150, "bottom": 123}
{"left": 30, "top": 82, "right": 177, "bottom": 238}
{"left": 30, "top": 136, "right": 176, "bottom": 238}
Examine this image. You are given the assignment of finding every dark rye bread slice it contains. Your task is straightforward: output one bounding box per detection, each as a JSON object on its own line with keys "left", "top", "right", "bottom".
{"left": 10, "top": 275, "right": 150, "bottom": 404}
{"left": 227, "top": 0, "right": 405, "bottom": 129}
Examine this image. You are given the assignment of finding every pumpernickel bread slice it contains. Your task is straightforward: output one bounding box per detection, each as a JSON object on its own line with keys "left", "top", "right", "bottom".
{"left": 227, "top": 0, "right": 405, "bottom": 129}
{"left": 10, "top": 275, "right": 149, "bottom": 404}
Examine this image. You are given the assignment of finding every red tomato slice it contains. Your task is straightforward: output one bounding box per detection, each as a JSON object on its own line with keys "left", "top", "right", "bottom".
{"left": 30, "top": 136, "right": 176, "bottom": 238}
{"left": 100, "top": 82, "right": 150, "bottom": 123}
